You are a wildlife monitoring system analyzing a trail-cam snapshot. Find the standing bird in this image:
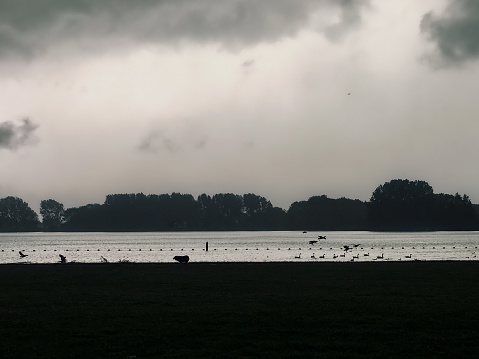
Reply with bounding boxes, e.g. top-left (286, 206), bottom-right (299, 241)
top-left (19, 251), bottom-right (28, 258)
